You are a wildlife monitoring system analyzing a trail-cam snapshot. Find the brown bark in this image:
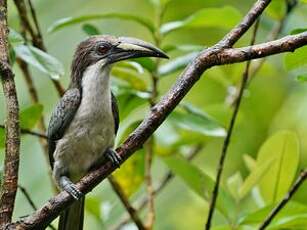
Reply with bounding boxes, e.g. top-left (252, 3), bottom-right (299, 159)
top-left (0, 0), bottom-right (20, 227)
